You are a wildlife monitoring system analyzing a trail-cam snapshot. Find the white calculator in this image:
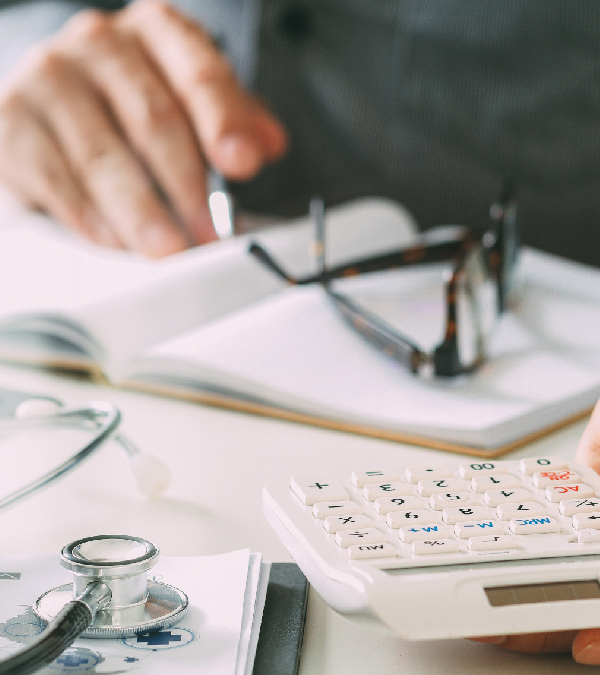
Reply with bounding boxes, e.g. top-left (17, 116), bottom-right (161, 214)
top-left (263, 456), bottom-right (600, 640)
